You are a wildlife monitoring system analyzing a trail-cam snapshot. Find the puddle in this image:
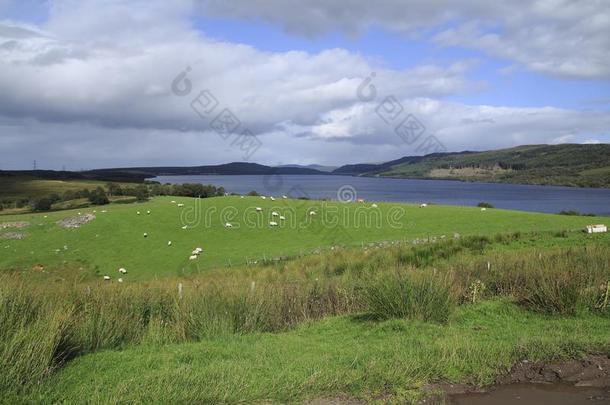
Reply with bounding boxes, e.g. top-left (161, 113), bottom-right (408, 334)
top-left (450, 383), bottom-right (610, 405)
